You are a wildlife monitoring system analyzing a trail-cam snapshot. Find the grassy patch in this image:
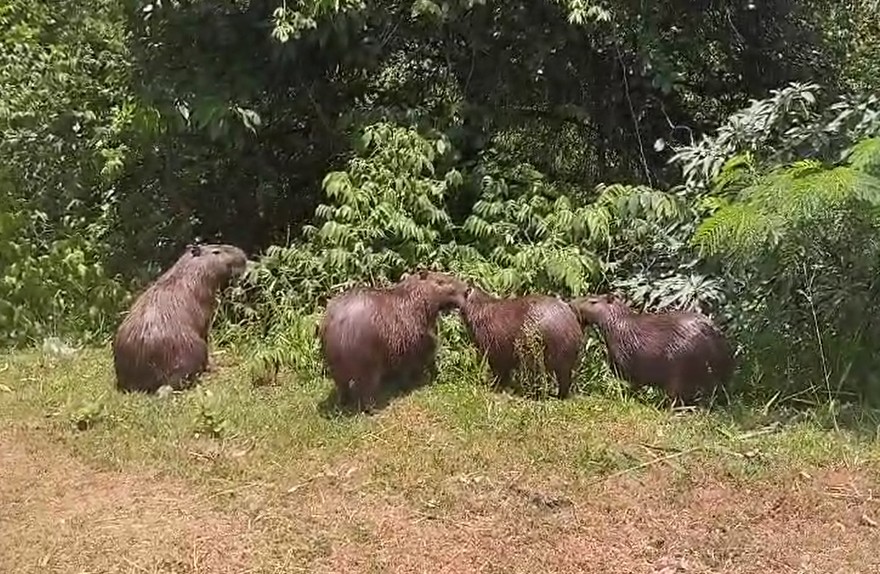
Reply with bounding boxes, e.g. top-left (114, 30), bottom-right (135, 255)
top-left (3, 345), bottom-right (880, 573)
top-left (2, 345), bottom-right (879, 495)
